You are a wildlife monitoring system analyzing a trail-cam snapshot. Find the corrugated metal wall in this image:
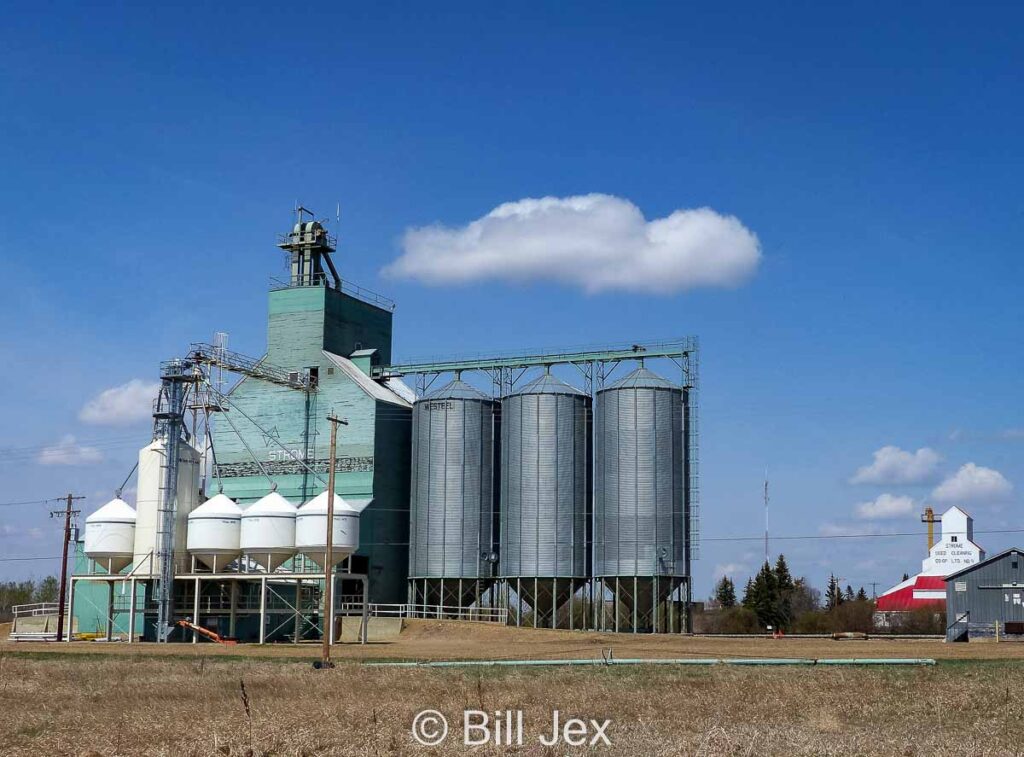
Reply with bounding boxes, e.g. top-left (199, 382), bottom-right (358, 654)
top-left (409, 387), bottom-right (497, 578)
top-left (946, 549), bottom-right (1024, 640)
top-left (594, 372), bottom-right (684, 577)
top-left (500, 377), bottom-right (589, 578)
